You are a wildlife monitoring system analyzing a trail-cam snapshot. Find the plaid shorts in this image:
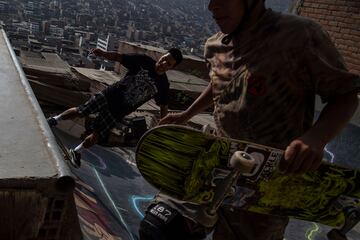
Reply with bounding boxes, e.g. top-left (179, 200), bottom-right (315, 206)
top-left (77, 93), bottom-right (117, 143)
